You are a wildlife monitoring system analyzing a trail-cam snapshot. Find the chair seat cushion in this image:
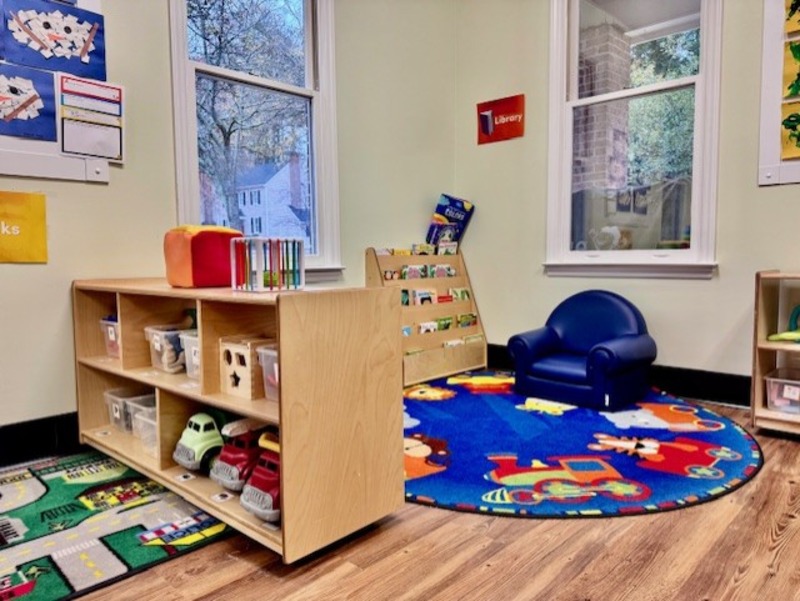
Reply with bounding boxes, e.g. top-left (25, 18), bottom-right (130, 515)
top-left (529, 353), bottom-right (588, 385)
